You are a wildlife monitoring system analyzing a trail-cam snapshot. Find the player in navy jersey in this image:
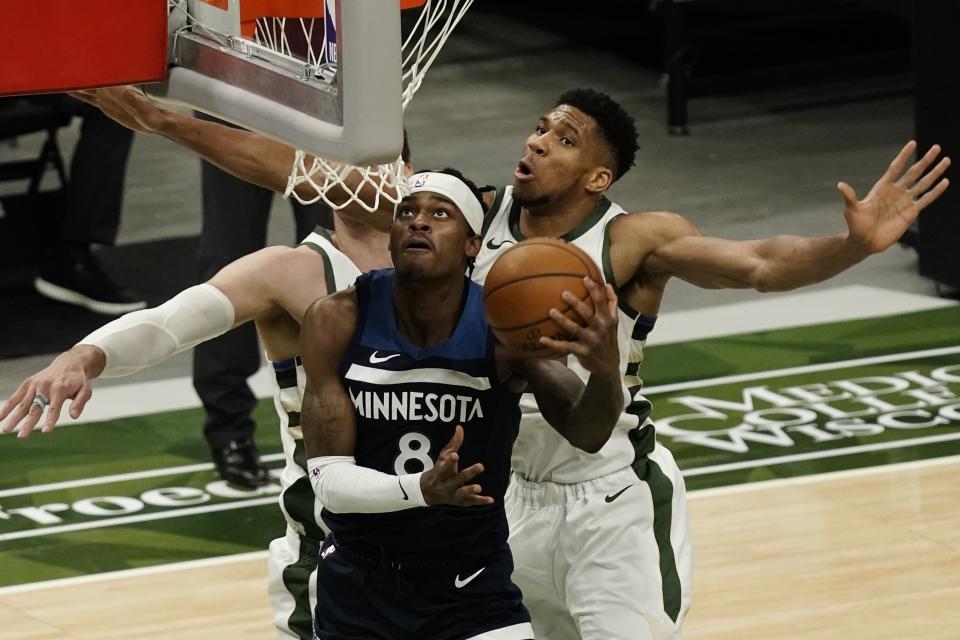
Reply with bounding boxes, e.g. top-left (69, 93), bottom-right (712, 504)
top-left (299, 169), bottom-right (626, 640)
